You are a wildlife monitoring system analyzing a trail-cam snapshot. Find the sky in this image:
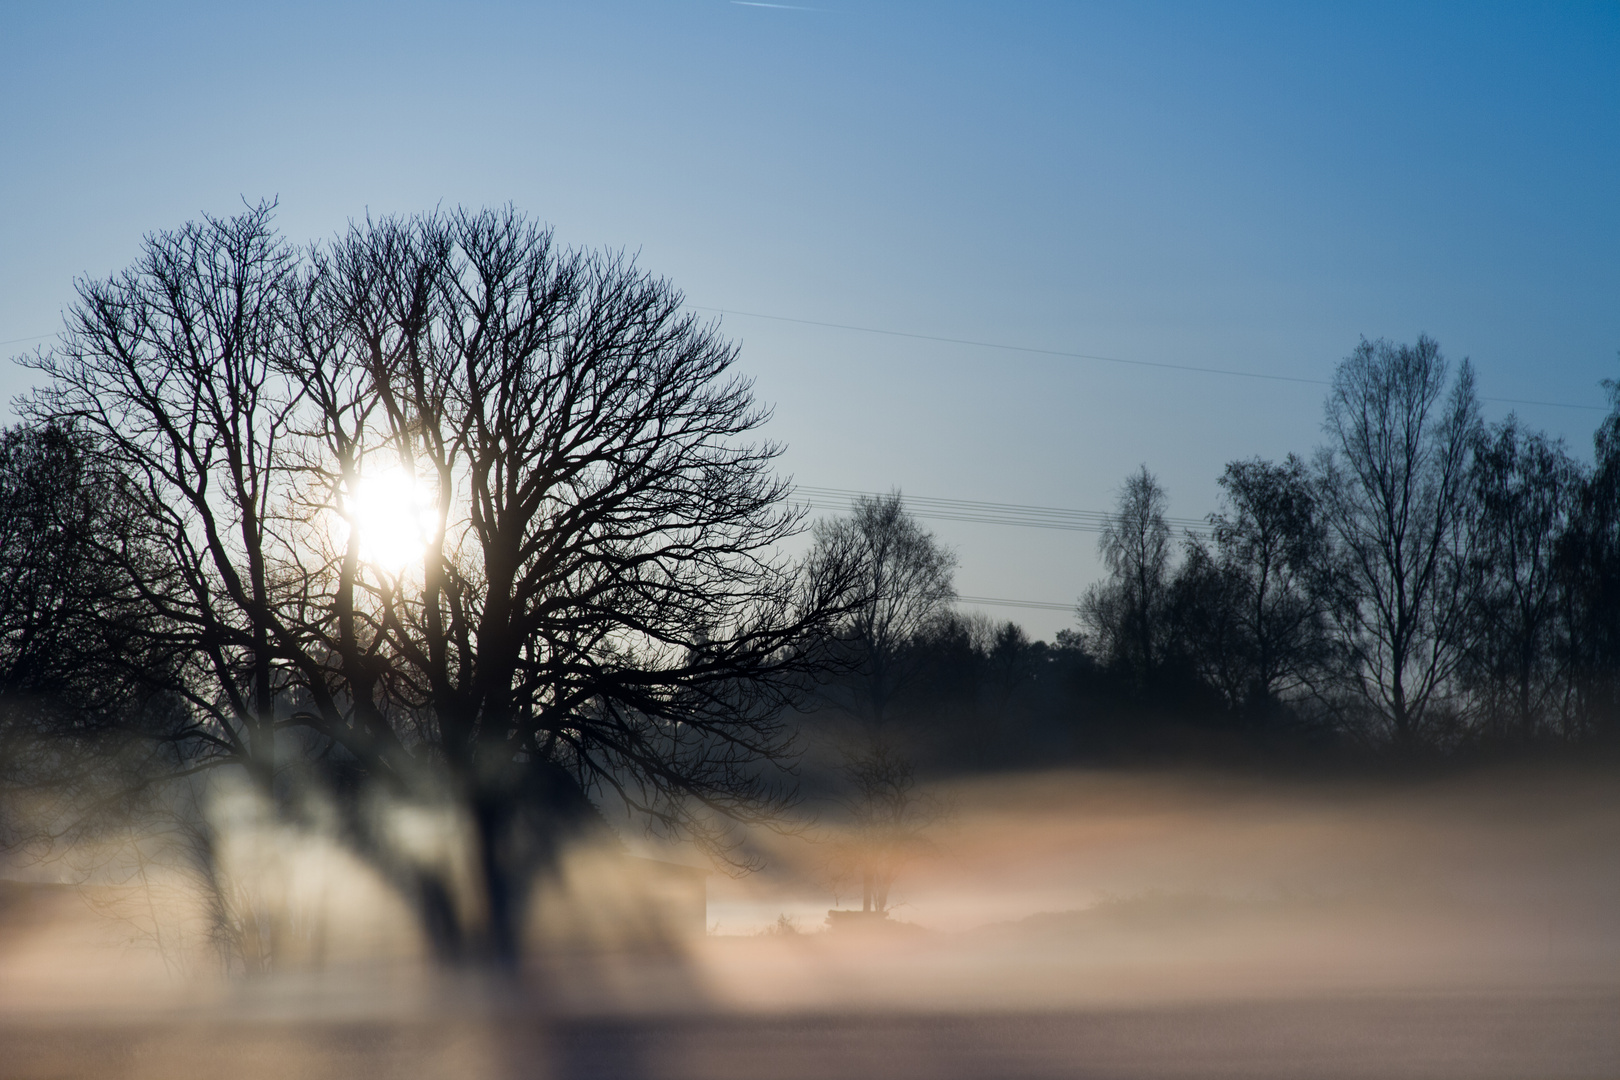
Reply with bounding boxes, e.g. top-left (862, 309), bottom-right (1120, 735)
top-left (2, 1), bottom-right (1617, 638)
